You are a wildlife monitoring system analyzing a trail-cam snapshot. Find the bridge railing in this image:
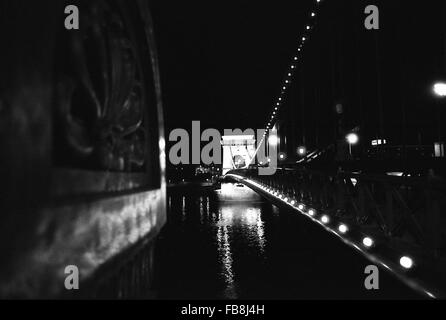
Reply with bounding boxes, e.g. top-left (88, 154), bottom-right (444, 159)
top-left (233, 168), bottom-right (446, 257)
